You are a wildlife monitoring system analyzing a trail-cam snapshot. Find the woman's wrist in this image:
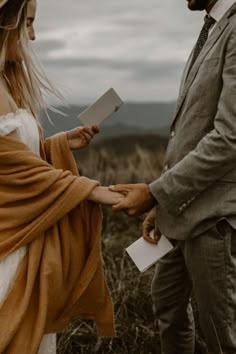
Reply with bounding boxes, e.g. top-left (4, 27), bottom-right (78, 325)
top-left (87, 186), bottom-right (124, 205)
